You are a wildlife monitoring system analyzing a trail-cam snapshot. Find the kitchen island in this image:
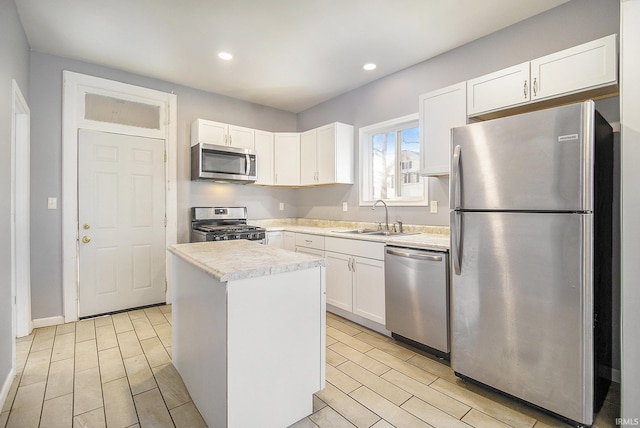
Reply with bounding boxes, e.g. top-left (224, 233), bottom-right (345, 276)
top-left (168, 240), bottom-right (326, 428)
